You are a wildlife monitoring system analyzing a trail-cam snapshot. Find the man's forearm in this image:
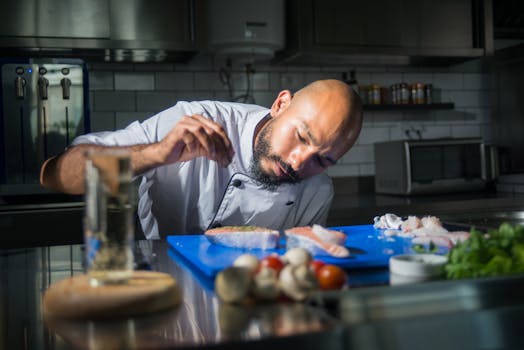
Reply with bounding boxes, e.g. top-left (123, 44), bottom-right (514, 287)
top-left (40, 144), bottom-right (93, 194)
top-left (40, 143), bottom-right (165, 194)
